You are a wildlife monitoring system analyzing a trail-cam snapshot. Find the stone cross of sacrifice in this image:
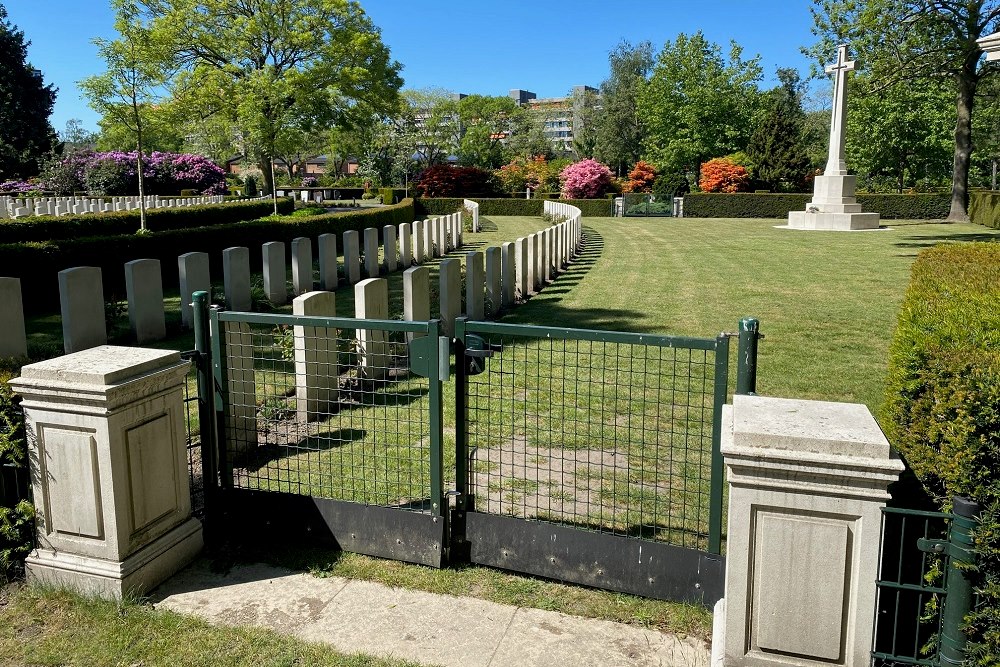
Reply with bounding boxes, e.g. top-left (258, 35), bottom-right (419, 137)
top-left (825, 44), bottom-right (855, 177)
